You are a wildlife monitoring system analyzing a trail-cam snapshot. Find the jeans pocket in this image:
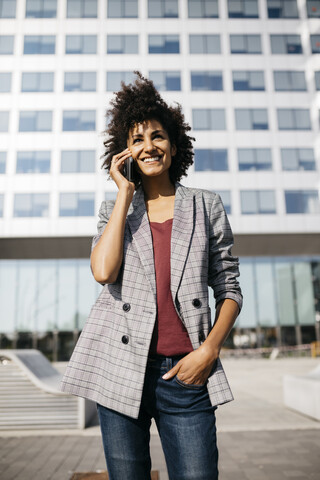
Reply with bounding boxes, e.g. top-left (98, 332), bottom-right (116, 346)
top-left (174, 375), bottom-right (206, 390)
